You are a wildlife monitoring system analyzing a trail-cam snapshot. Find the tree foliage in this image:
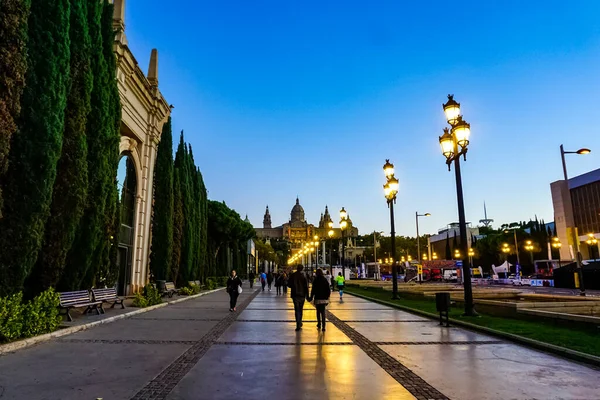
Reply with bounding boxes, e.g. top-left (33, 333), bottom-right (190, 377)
top-left (27, 0), bottom-right (92, 297)
top-left (150, 117), bottom-right (174, 281)
top-left (0, 0), bottom-right (70, 297)
top-left (0, 0), bottom-right (30, 218)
